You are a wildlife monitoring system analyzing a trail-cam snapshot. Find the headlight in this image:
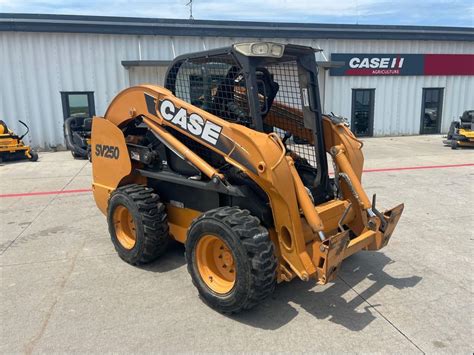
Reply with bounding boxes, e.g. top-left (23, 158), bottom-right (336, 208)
top-left (251, 43), bottom-right (269, 55)
top-left (234, 42), bottom-right (285, 58)
top-left (270, 44), bottom-right (284, 57)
